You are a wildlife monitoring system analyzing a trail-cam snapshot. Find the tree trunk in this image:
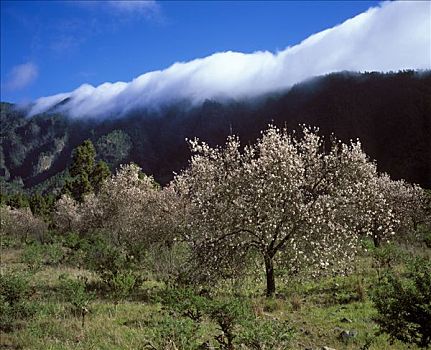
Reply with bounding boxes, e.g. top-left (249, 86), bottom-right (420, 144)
top-left (373, 234), bottom-right (381, 248)
top-left (264, 255), bottom-right (276, 297)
